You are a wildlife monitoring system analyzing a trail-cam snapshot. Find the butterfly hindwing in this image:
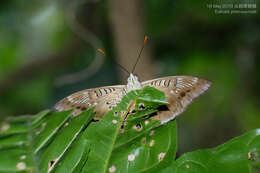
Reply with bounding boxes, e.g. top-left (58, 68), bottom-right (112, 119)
top-left (142, 76), bottom-right (211, 123)
top-left (54, 85), bottom-right (125, 119)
